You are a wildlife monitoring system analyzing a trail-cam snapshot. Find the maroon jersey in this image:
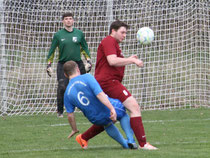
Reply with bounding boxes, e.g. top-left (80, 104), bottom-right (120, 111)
top-left (95, 36), bottom-right (125, 83)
